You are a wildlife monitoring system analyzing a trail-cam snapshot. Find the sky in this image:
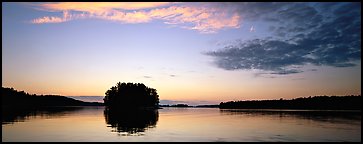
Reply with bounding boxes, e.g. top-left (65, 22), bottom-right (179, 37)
top-left (2, 2), bottom-right (361, 105)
